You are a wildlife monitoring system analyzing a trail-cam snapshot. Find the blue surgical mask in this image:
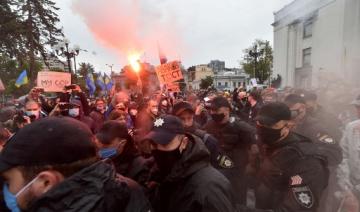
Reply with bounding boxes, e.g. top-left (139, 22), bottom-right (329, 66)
top-left (3, 176), bottom-right (39, 212)
top-left (99, 148), bottom-right (117, 159)
top-left (68, 108), bottom-right (80, 117)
